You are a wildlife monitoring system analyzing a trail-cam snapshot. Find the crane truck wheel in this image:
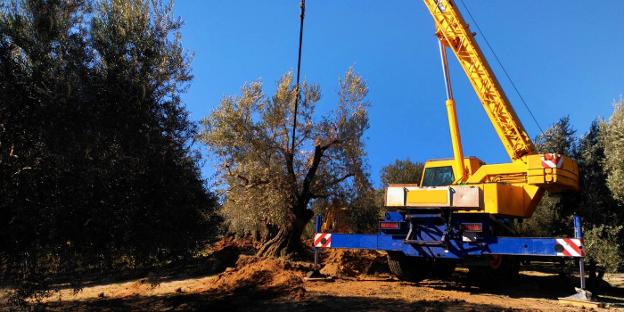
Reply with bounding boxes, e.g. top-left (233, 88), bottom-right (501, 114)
top-left (386, 251), bottom-right (432, 282)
